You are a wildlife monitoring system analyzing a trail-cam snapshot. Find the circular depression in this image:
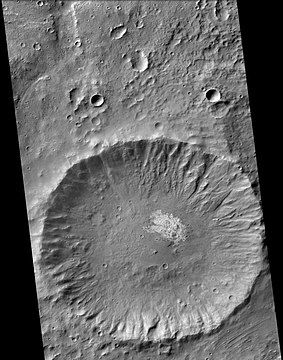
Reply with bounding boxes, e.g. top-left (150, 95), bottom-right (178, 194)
top-left (40, 139), bottom-right (263, 342)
